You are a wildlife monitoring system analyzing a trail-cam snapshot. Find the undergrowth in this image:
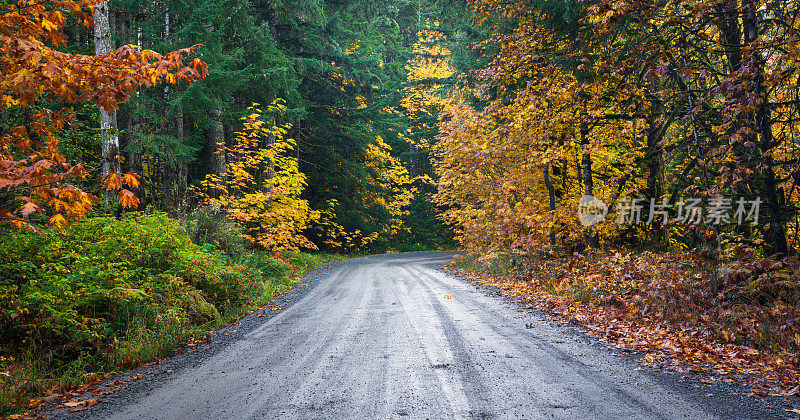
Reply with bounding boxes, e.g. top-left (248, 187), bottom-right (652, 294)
top-left (0, 212), bottom-right (346, 417)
